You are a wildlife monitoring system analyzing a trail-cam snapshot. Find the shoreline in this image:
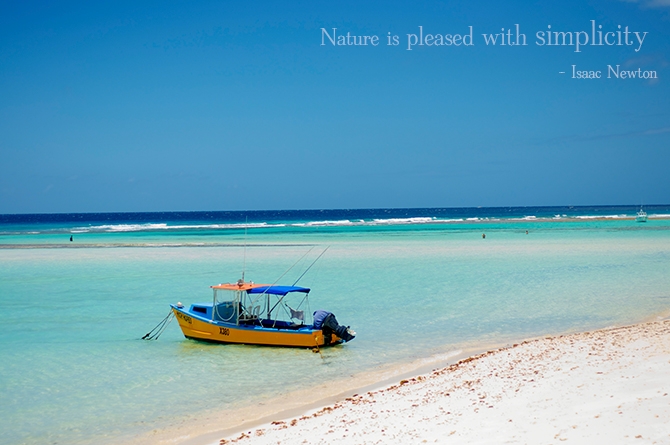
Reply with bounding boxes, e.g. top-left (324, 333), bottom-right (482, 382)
top-left (215, 317), bottom-right (670, 444)
top-left (123, 313), bottom-right (670, 445)
top-left (120, 345), bottom-right (489, 445)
